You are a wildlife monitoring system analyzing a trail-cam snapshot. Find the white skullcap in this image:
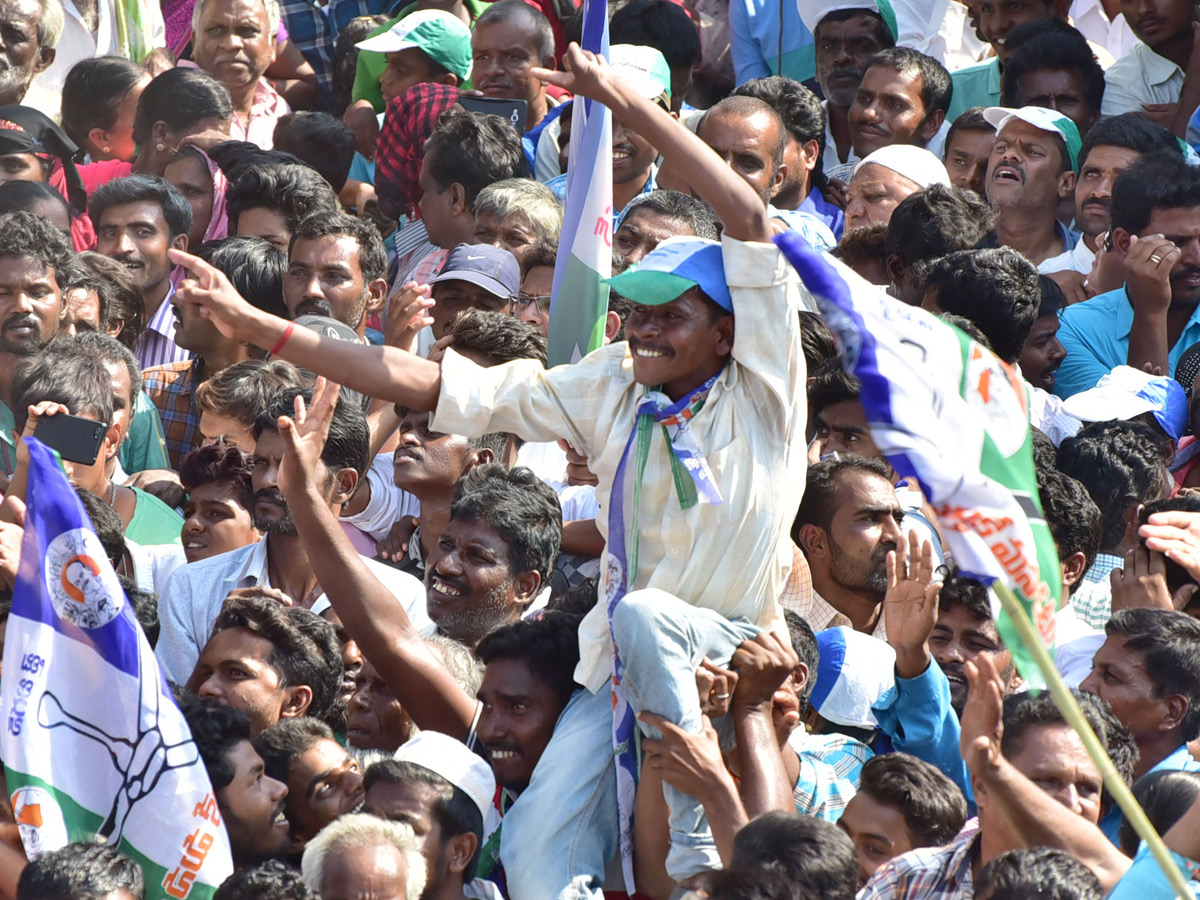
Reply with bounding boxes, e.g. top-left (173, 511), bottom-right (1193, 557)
top-left (853, 144), bottom-right (951, 189)
top-left (393, 731), bottom-right (495, 821)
